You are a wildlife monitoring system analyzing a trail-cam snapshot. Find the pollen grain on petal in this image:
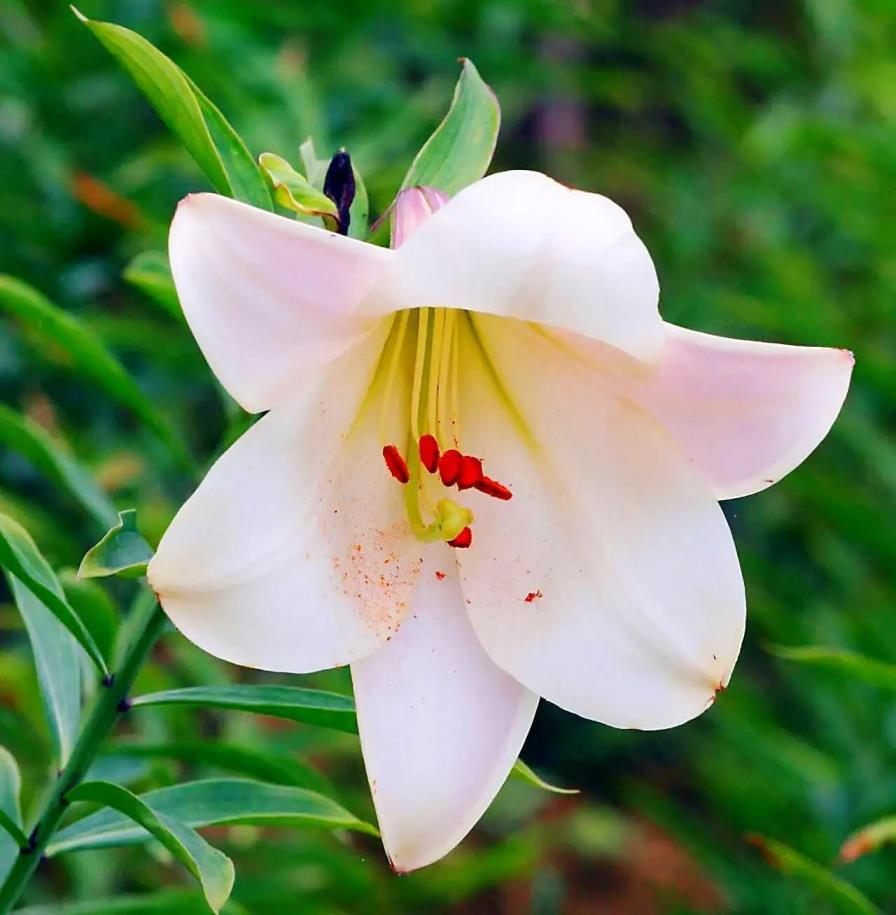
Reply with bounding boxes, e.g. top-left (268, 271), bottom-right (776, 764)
top-left (524, 590), bottom-right (543, 603)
